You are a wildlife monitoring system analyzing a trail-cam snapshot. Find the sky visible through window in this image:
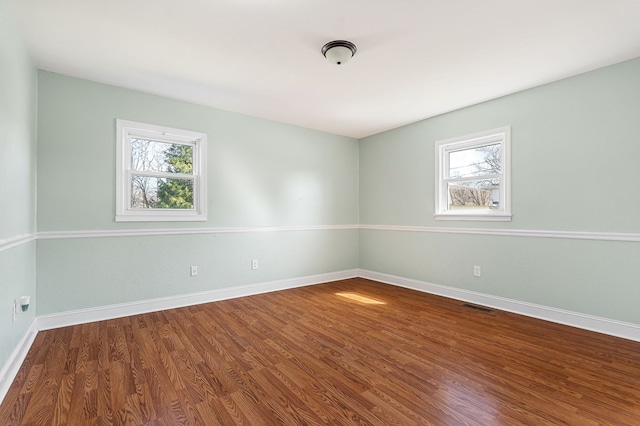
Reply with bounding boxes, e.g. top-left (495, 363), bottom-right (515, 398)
top-left (131, 139), bottom-right (193, 174)
top-left (448, 143), bottom-right (500, 178)
top-left (447, 143), bottom-right (501, 209)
